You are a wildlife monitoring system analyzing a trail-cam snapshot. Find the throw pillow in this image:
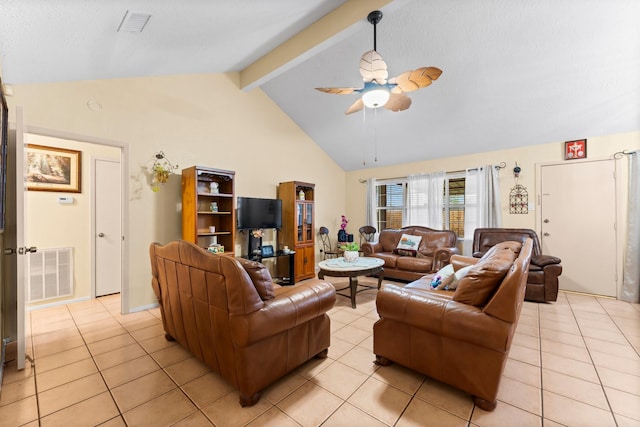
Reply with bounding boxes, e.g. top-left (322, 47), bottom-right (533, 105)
top-left (453, 259), bottom-right (512, 307)
top-left (435, 264), bottom-right (473, 290)
top-left (236, 258), bottom-right (275, 300)
top-left (431, 263), bottom-right (454, 289)
top-left (396, 234), bottom-right (422, 251)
